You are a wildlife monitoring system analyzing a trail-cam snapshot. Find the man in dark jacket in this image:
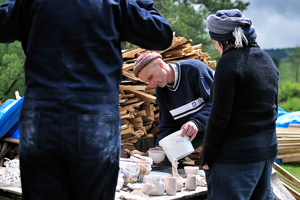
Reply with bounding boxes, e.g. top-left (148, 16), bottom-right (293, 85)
top-left (134, 53), bottom-right (213, 156)
top-left (0, 0), bottom-right (173, 199)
